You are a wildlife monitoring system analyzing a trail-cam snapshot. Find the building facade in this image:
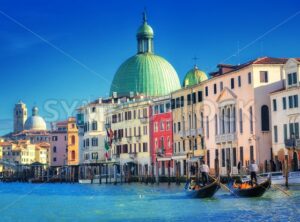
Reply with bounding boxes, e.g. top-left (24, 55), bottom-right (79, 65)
top-left (171, 66), bottom-right (207, 177)
top-left (150, 95), bottom-right (174, 176)
top-left (270, 58), bottom-right (300, 171)
top-left (203, 57), bottom-right (288, 175)
top-left (107, 98), bottom-right (151, 177)
top-left (77, 98), bottom-right (115, 164)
